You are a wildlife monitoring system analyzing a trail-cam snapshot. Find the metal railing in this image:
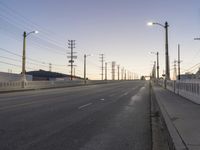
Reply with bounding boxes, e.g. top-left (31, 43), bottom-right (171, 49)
top-left (157, 79), bottom-right (200, 104)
